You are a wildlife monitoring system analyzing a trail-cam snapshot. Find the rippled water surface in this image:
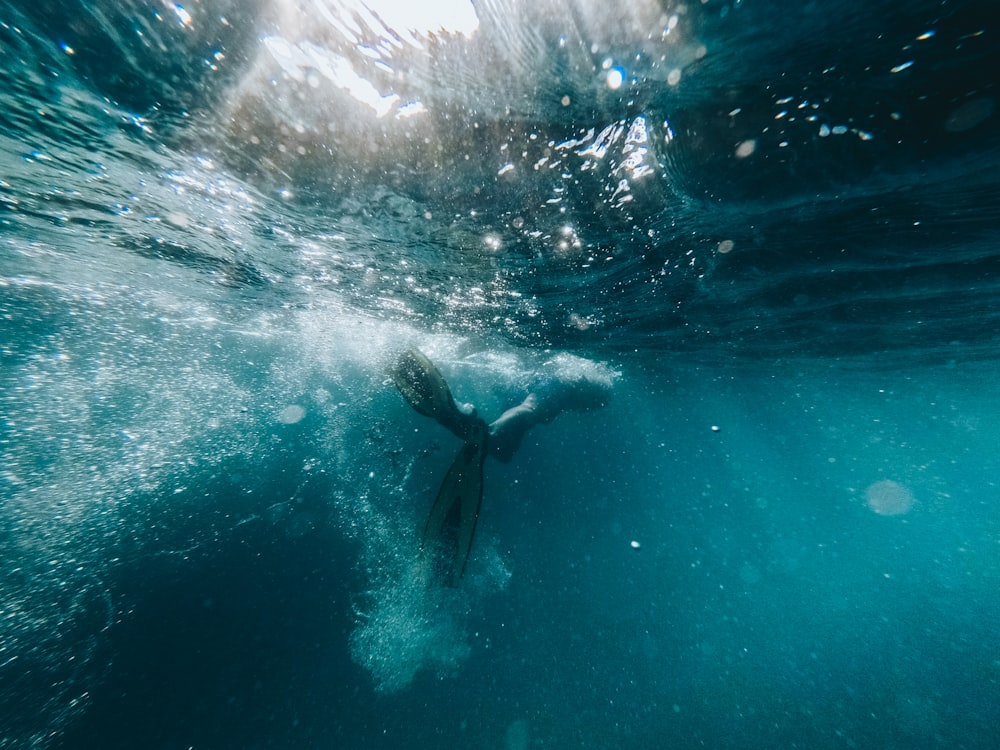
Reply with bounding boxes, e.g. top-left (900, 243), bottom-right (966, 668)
top-left (1, 1), bottom-right (999, 748)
